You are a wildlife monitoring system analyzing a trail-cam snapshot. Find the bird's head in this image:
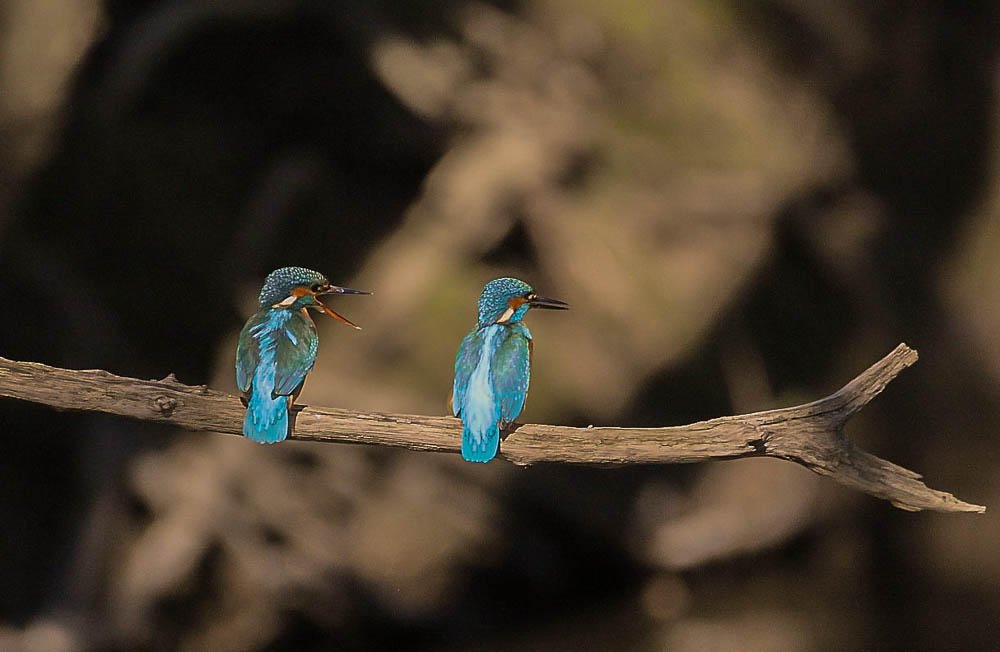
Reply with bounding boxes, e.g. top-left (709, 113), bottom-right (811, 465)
top-left (259, 266), bottom-right (370, 329)
top-left (476, 277), bottom-right (568, 327)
